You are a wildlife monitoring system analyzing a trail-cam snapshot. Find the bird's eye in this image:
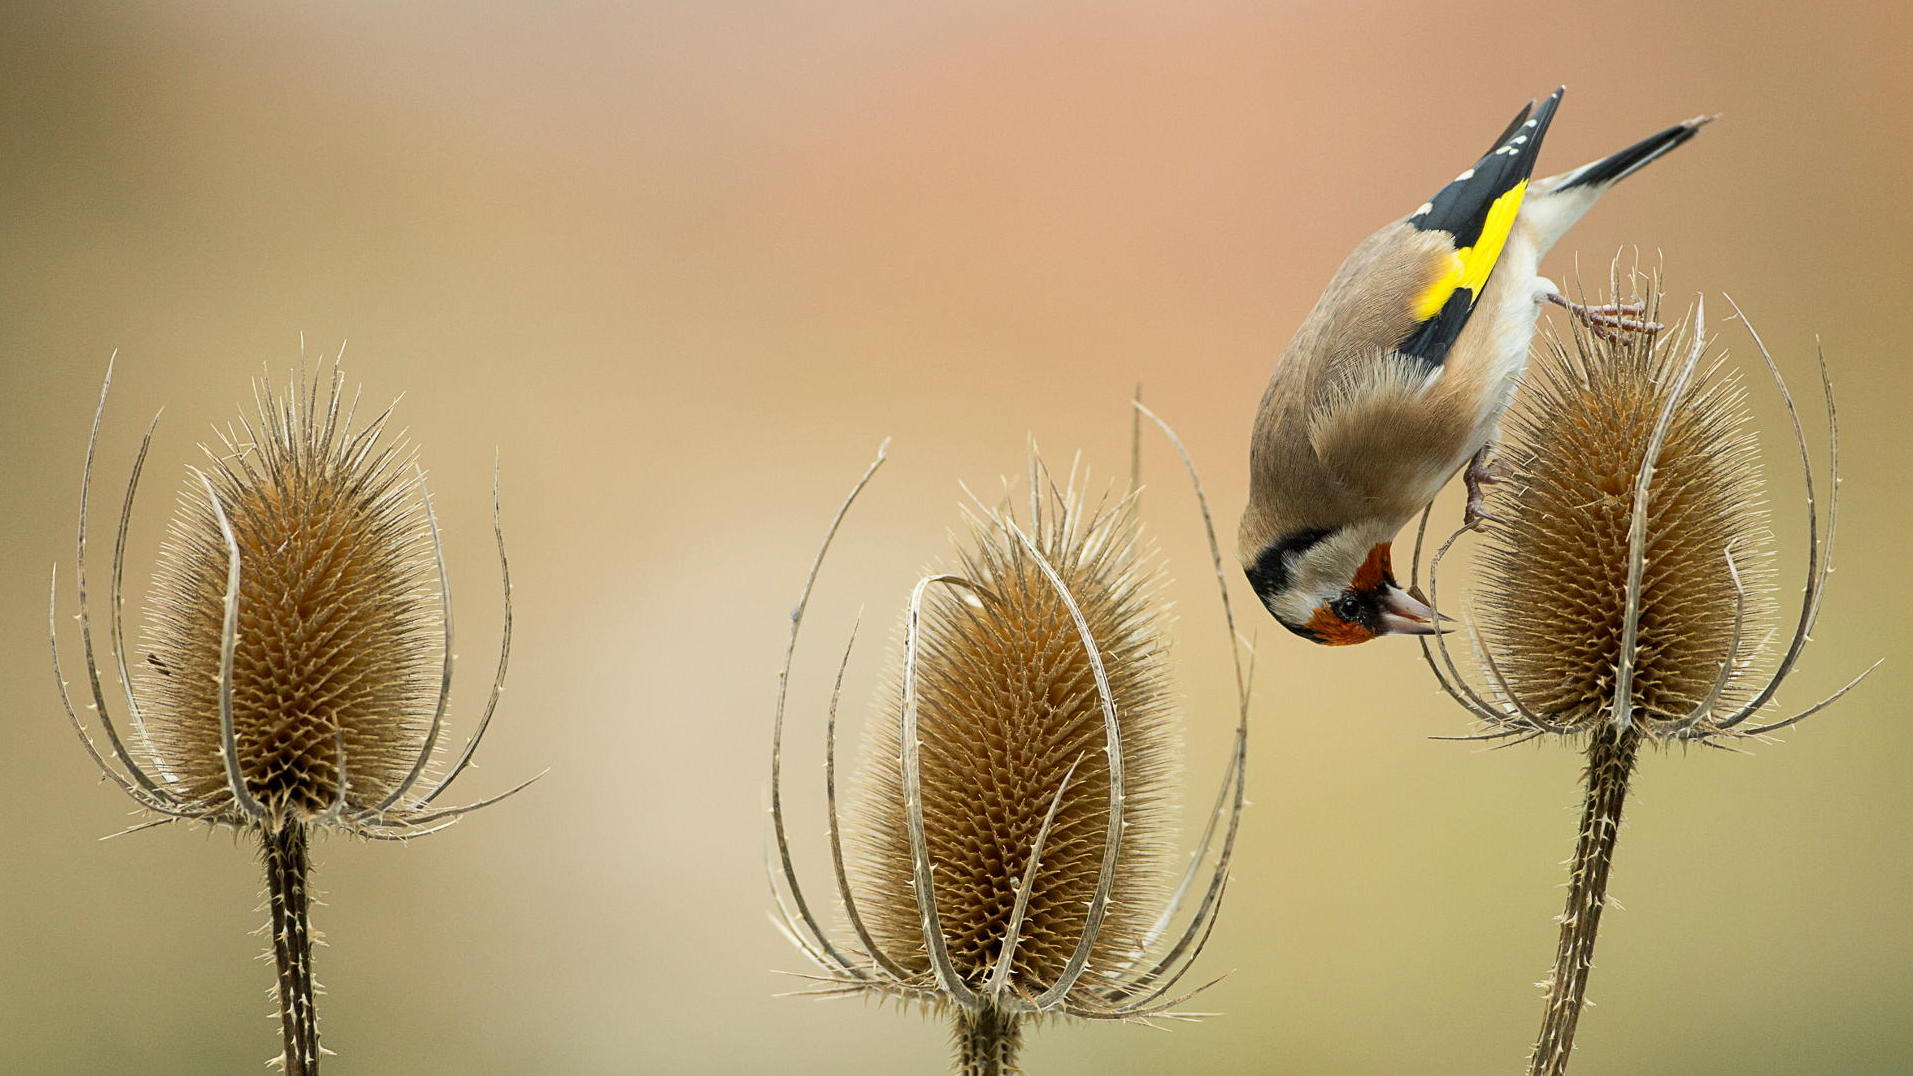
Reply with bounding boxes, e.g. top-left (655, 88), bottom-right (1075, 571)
top-left (1331, 589), bottom-right (1377, 624)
